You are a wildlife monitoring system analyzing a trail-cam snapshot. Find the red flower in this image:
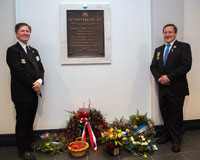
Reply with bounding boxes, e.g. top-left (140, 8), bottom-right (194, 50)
top-left (113, 122), bottom-right (118, 127)
top-left (53, 133), bottom-right (58, 139)
top-left (98, 115), bottom-right (102, 119)
top-left (73, 119), bottom-right (78, 123)
top-left (147, 130), bottom-right (152, 135)
top-left (121, 122), bottom-right (126, 128)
